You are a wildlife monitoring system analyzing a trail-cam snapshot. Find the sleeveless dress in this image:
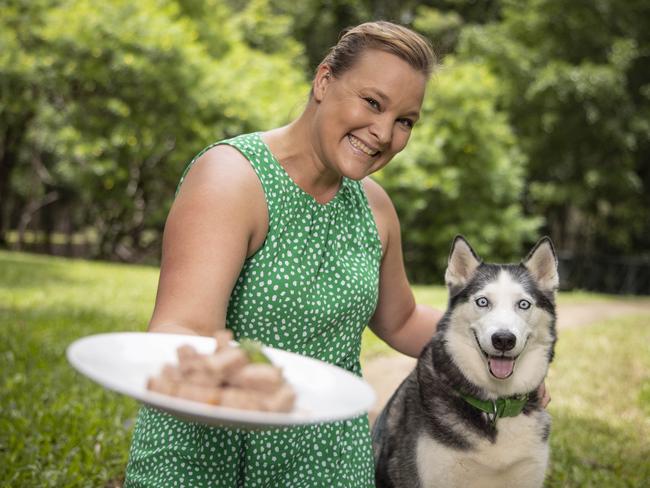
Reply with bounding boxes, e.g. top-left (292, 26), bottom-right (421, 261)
top-left (124, 133), bottom-right (382, 487)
